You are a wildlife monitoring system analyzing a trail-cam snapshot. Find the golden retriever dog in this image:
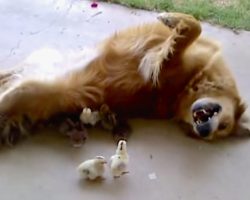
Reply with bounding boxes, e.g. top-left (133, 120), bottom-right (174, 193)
top-left (0, 12), bottom-right (249, 145)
